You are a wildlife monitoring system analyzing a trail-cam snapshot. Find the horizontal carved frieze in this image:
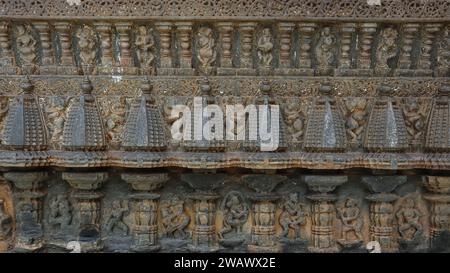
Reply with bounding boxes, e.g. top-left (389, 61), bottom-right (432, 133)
top-left (0, 0), bottom-right (449, 19)
top-left (1, 172), bottom-right (449, 253)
